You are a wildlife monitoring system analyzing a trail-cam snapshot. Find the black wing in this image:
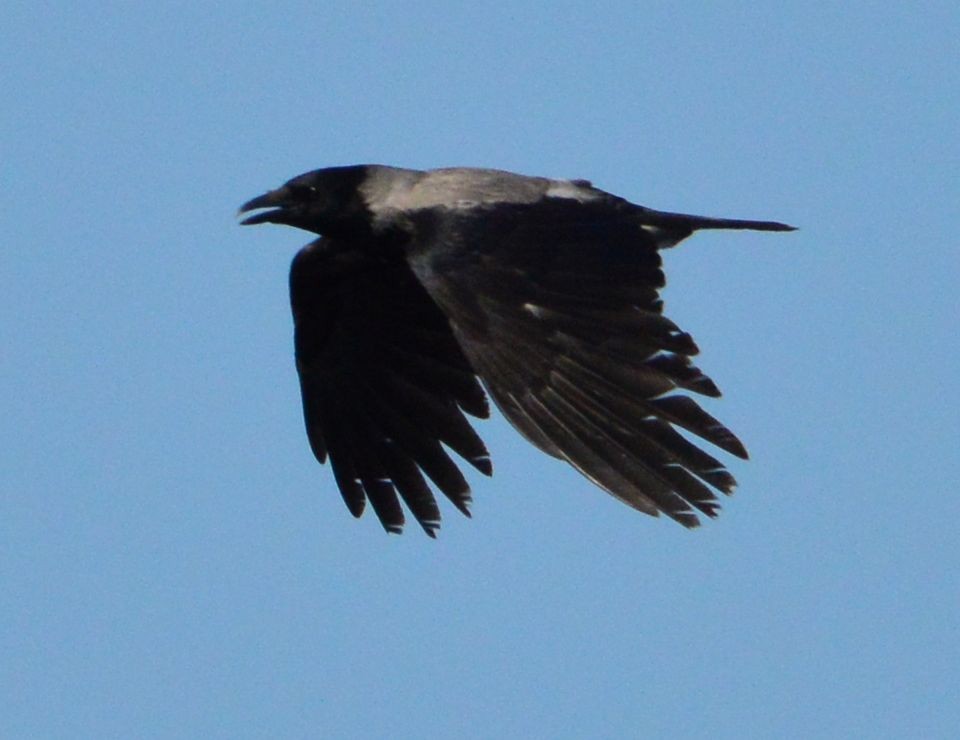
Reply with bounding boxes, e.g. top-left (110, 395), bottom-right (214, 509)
top-left (407, 199), bottom-right (749, 527)
top-left (289, 238), bottom-right (490, 536)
